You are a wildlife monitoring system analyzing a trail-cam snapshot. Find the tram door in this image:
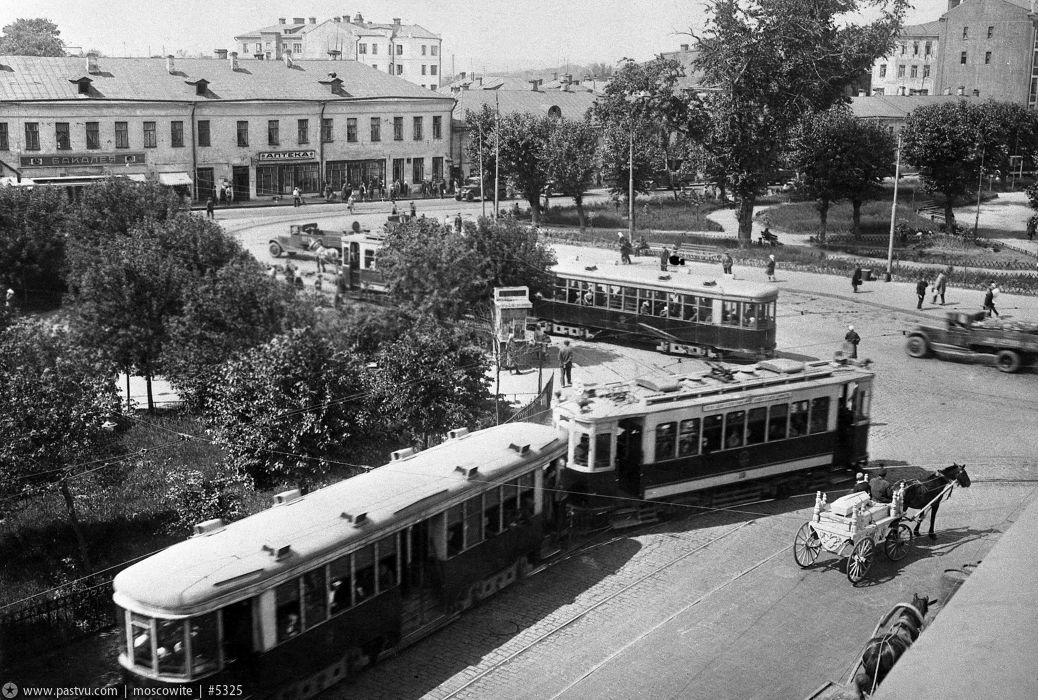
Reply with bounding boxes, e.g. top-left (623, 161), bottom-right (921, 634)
top-left (836, 383), bottom-right (866, 465)
top-left (222, 598), bottom-right (255, 662)
top-left (403, 520), bottom-right (436, 593)
top-left (616, 418), bottom-right (644, 495)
